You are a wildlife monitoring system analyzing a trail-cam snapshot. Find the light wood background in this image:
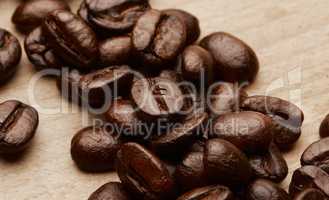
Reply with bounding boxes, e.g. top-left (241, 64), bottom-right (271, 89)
top-left (1, 0), bottom-right (329, 199)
